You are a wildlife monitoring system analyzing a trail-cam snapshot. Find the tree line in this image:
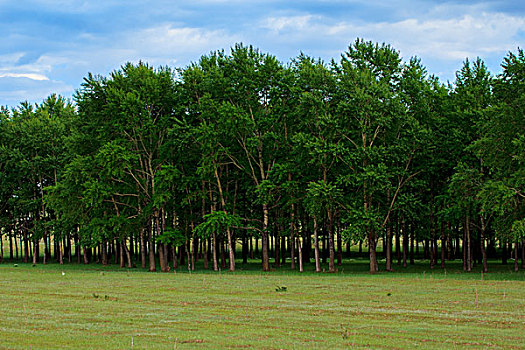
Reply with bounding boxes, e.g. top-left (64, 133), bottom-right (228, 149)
top-left (0, 39), bottom-right (523, 273)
